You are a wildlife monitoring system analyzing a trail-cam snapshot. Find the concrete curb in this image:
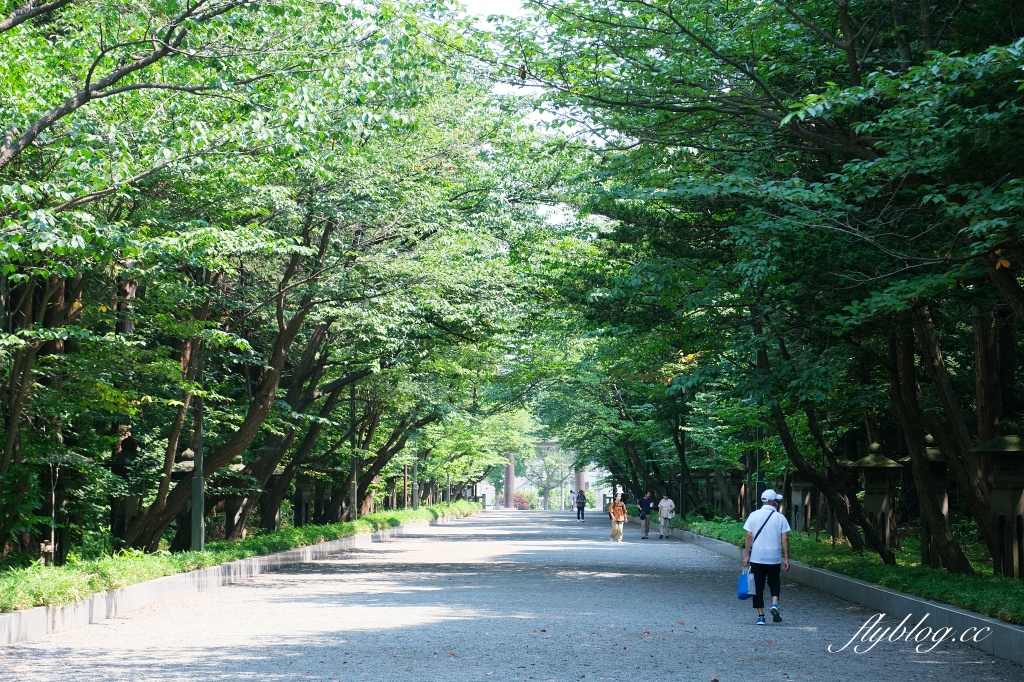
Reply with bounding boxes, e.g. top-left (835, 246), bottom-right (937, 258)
top-left (628, 516), bottom-right (1024, 666)
top-left (1, 514), bottom-right (456, 647)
